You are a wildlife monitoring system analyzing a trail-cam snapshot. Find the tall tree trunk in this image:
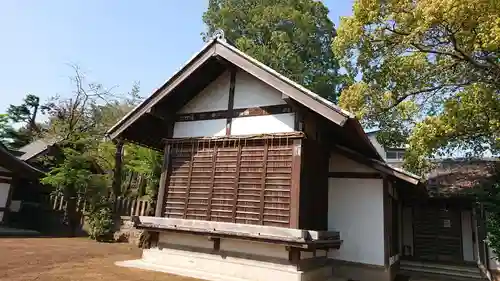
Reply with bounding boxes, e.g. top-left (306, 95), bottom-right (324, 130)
top-left (112, 140), bottom-right (124, 199)
top-left (63, 188), bottom-right (78, 237)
